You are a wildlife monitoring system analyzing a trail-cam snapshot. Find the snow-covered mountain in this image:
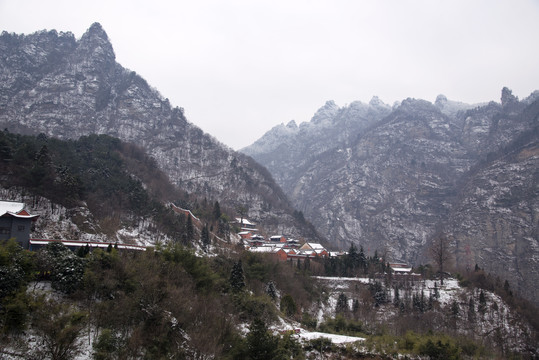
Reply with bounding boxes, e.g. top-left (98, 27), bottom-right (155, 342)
top-left (242, 89), bottom-right (539, 306)
top-left (0, 23), bottom-right (322, 242)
